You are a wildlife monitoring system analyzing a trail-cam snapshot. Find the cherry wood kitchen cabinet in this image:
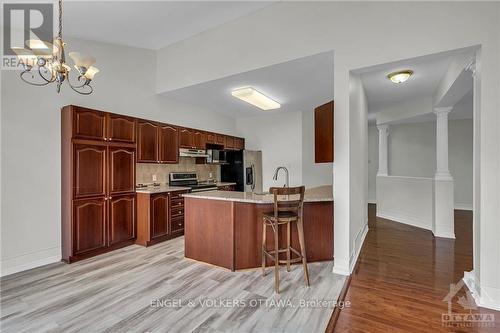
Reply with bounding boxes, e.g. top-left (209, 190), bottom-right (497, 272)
top-left (136, 189), bottom-right (188, 247)
top-left (193, 130), bottom-right (206, 149)
top-left (314, 100), bottom-right (334, 163)
top-left (62, 105), bottom-right (136, 263)
top-left (179, 128), bottom-right (195, 149)
top-left (159, 124), bottom-right (179, 163)
top-left (234, 137), bottom-right (245, 150)
top-left (216, 134), bottom-right (226, 147)
top-left (206, 132), bottom-right (216, 144)
top-left (225, 136), bottom-right (235, 150)
top-left (137, 120), bottom-right (159, 162)
top-left (137, 121), bottom-right (179, 163)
